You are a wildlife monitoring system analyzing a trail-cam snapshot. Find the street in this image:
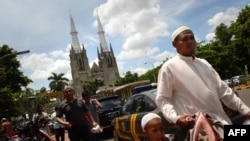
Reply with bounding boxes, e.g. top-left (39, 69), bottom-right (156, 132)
top-left (51, 132), bottom-right (114, 141)
top-left (237, 88), bottom-right (250, 107)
